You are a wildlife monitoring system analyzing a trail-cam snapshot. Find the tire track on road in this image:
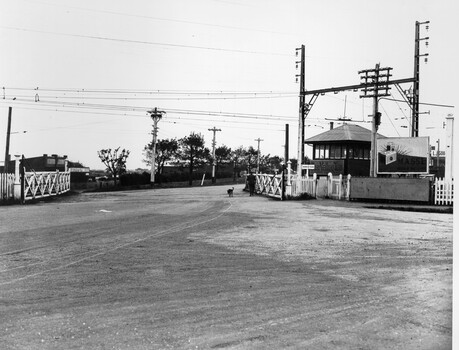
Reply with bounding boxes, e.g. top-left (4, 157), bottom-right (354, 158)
top-left (0, 200), bottom-right (232, 286)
